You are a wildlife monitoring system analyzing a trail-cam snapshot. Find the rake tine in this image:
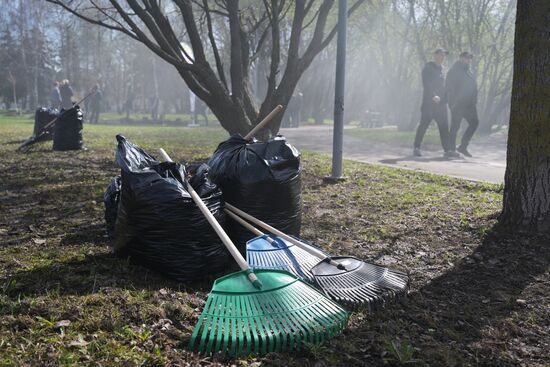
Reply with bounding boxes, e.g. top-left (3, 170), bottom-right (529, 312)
top-left (225, 204), bottom-right (410, 310)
